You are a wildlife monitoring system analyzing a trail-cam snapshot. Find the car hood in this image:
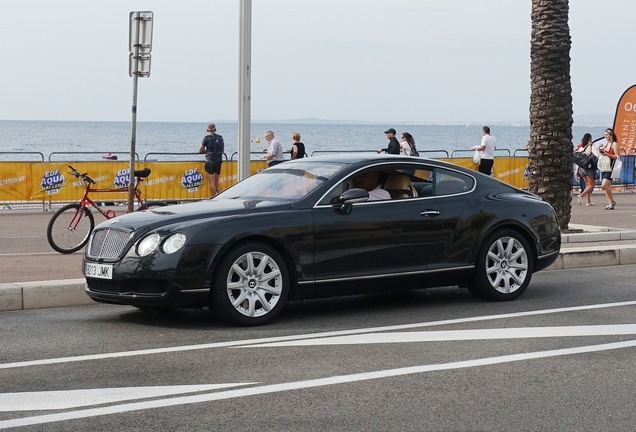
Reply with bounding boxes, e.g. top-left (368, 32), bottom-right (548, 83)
top-left (98, 199), bottom-right (292, 231)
